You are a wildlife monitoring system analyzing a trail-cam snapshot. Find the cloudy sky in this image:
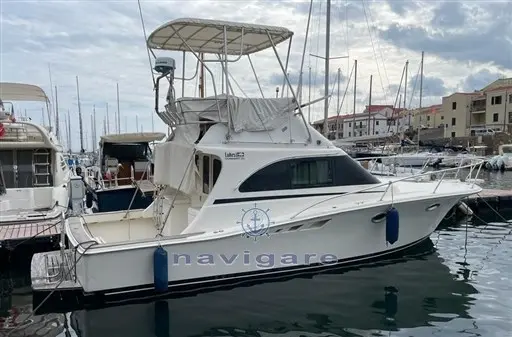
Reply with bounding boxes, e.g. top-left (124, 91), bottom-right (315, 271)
top-left (1, 0), bottom-right (511, 151)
